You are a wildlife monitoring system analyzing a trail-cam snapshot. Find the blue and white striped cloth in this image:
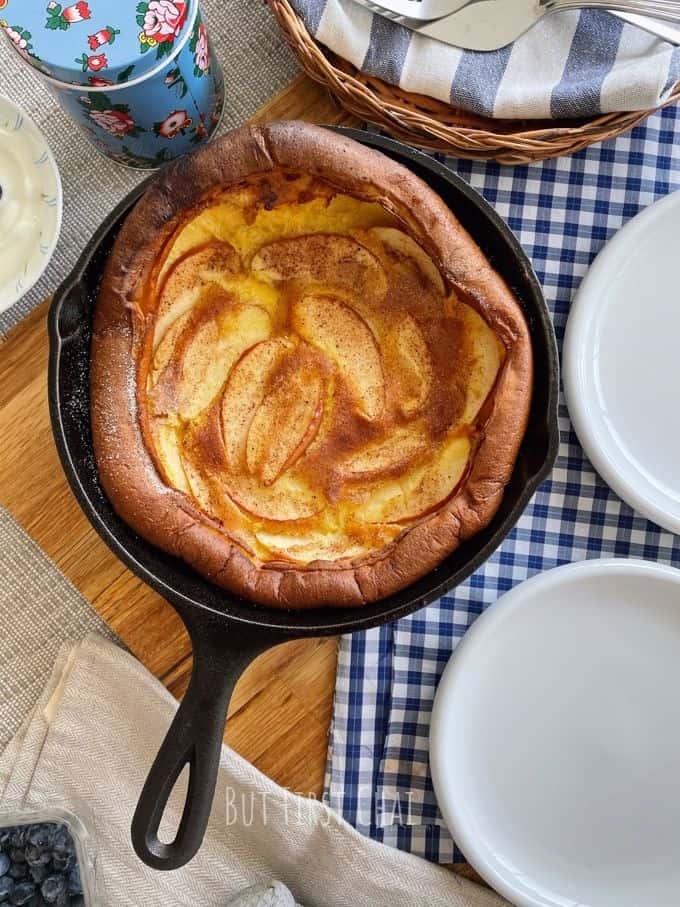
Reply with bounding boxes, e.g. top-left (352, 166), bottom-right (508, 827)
top-left (324, 105), bottom-right (680, 864)
top-left (291, 0), bottom-right (680, 118)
